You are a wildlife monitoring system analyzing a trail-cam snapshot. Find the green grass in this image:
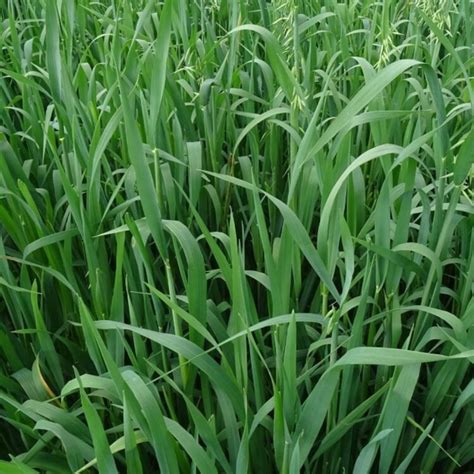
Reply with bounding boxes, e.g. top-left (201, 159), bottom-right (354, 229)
top-left (0, 0), bottom-right (473, 472)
